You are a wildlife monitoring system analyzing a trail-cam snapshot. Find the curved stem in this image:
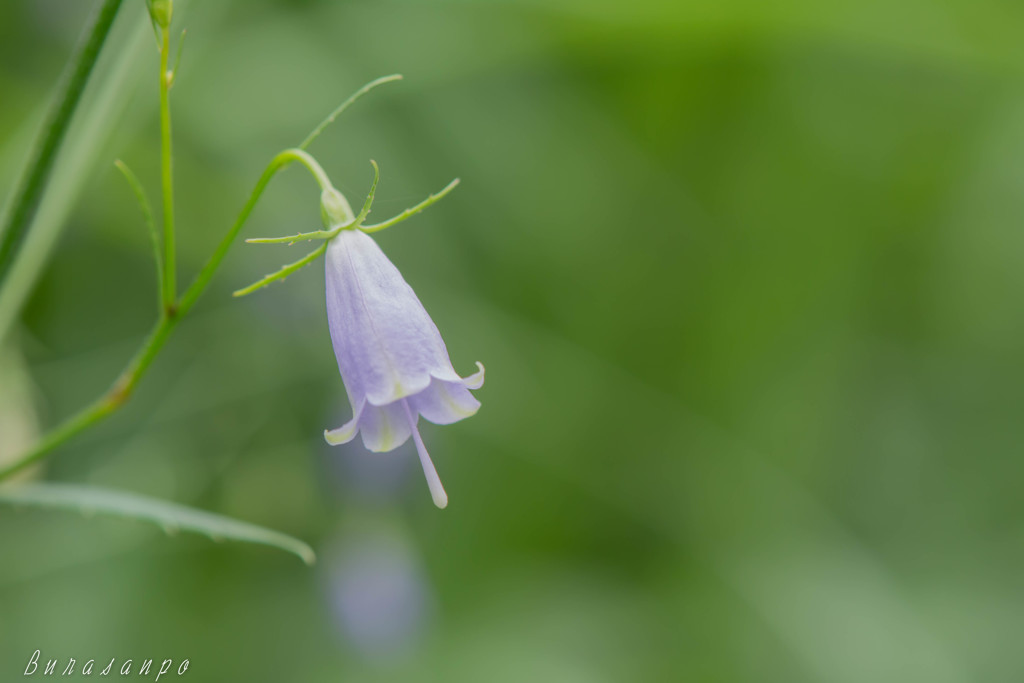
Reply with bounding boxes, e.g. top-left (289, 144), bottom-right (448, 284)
top-left (158, 24), bottom-right (175, 308)
top-left (0, 148), bottom-right (329, 482)
top-left (178, 148), bottom-right (329, 316)
top-left (0, 315), bottom-right (175, 480)
top-left (286, 148), bottom-right (334, 192)
top-left (0, 0), bottom-right (123, 291)
top-left (0, 68), bottom-right (386, 481)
